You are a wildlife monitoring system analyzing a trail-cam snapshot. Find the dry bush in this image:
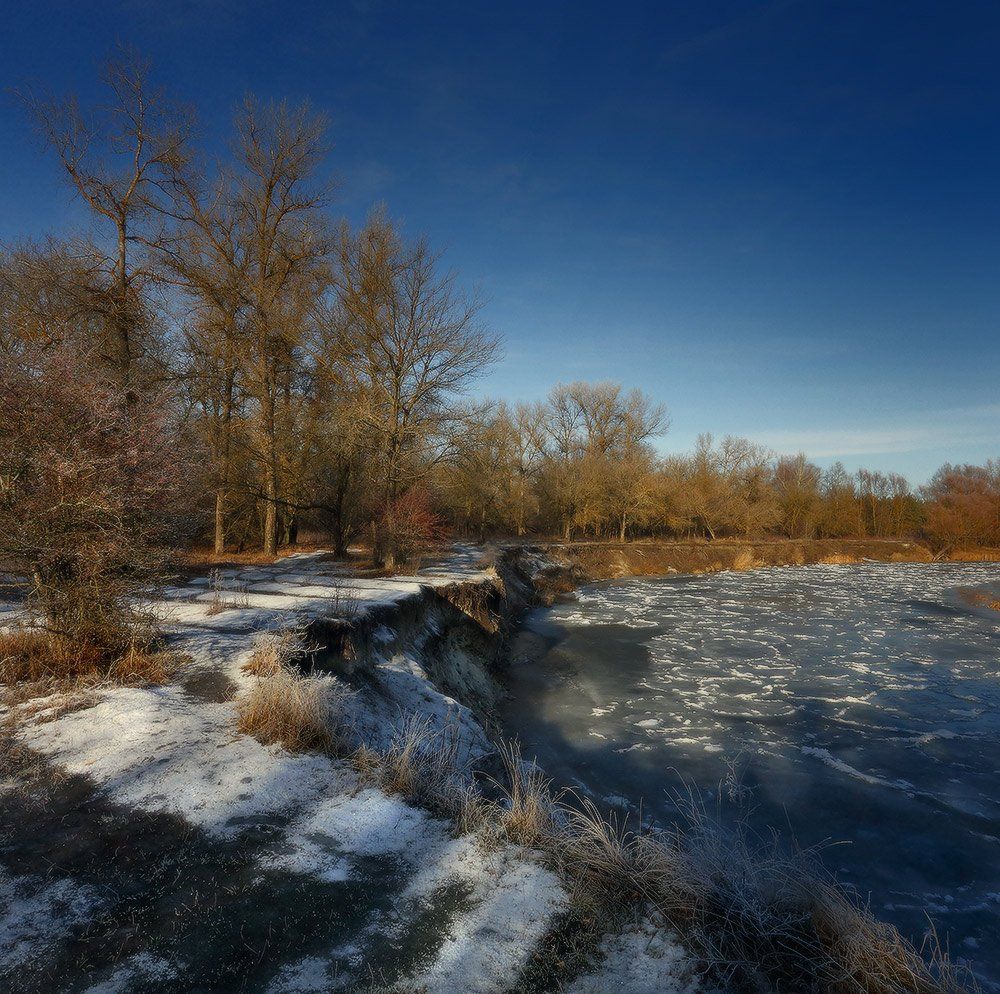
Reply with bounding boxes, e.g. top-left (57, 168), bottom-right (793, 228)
top-left (372, 486), bottom-right (450, 569)
top-left (730, 547), bottom-right (763, 571)
top-left (0, 627), bottom-right (177, 687)
top-left (819, 553), bottom-right (859, 565)
top-left (0, 346), bottom-right (197, 661)
top-left (493, 740), bottom-right (560, 848)
top-left (329, 583), bottom-right (360, 620)
top-left (235, 665), bottom-right (348, 753)
top-left (205, 569), bottom-right (252, 616)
